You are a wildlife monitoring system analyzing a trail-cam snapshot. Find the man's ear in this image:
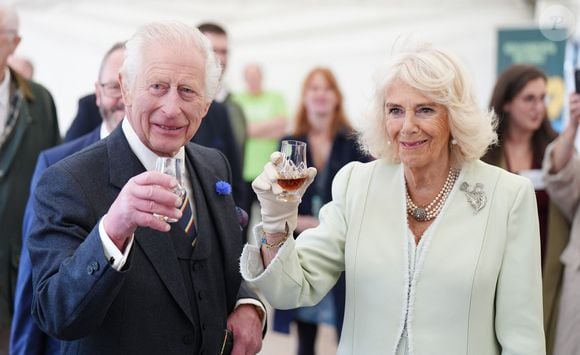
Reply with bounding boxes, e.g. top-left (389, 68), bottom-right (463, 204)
top-left (200, 100), bottom-right (211, 118)
top-left (94, 81), bottom-right (102, 107)
top-left (119, 73), bottom-right (131, 107)
top-left (11, 35), bottom-right (21, 54)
